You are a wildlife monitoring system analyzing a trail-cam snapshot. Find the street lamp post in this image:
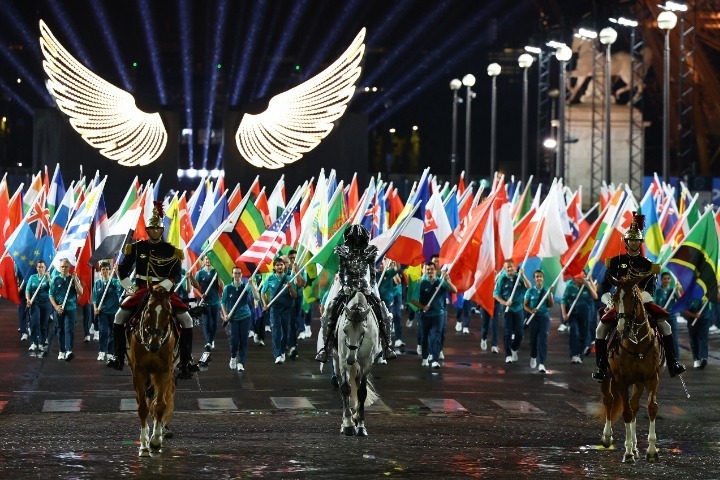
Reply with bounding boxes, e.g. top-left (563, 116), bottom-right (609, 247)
top-left (449, 78), bottom-right (462, 183)
top-left (518, 54), bottom-right (534, 185)
top-left (462, 74), bottom-right (476, 181)
top-left (555, 45), bottom-right (572, 179)
top-left (658, 10), bottom-right (678, 182)
top-left (487, 63), bottom-right (501, 179)
top-left (599, 27), bottom-right (618, 184)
